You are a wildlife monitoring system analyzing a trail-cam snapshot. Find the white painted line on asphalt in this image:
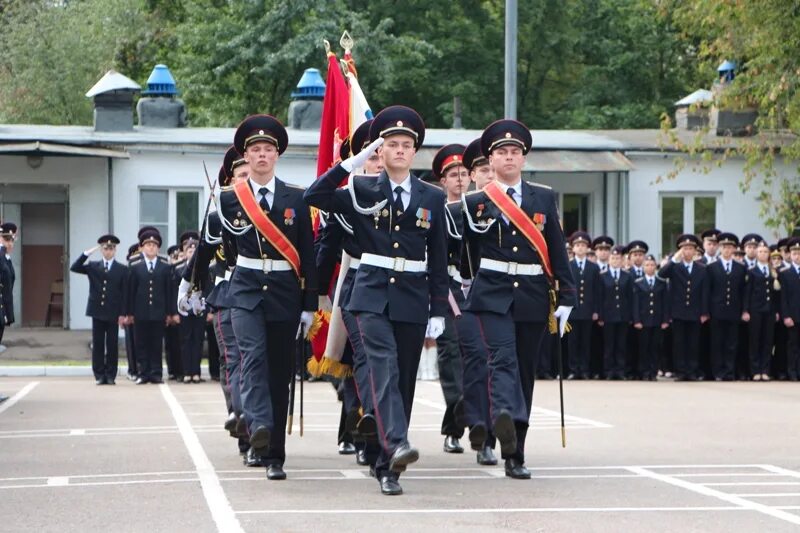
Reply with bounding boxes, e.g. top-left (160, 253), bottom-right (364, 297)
top-left (675, 473), bottom-right (783, 478)
top-left (69, 429), bottom-right (86, 436)
top-left (339, 470), bottom-right (368, 479)
top-left (160, 384), bottom-right (243, 533)
top-left (0, 470), bottom-right (196, 482)
top-left (235, 506), bottom-right (746, 515)
top-left (627, 466), bottom-right (800, 526)
top-left (759, 465), bottom-right (800, 479)
top-left (532, 406), bottom-right (614, 428)
top-left (46, 477), bottom-right (68, 486)
top-left (2, 478), bottom-right (199, 490)
top-left (0, 381), bottom-right (38, 415)
top-left (704, 482), bottom-right (800, 487)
